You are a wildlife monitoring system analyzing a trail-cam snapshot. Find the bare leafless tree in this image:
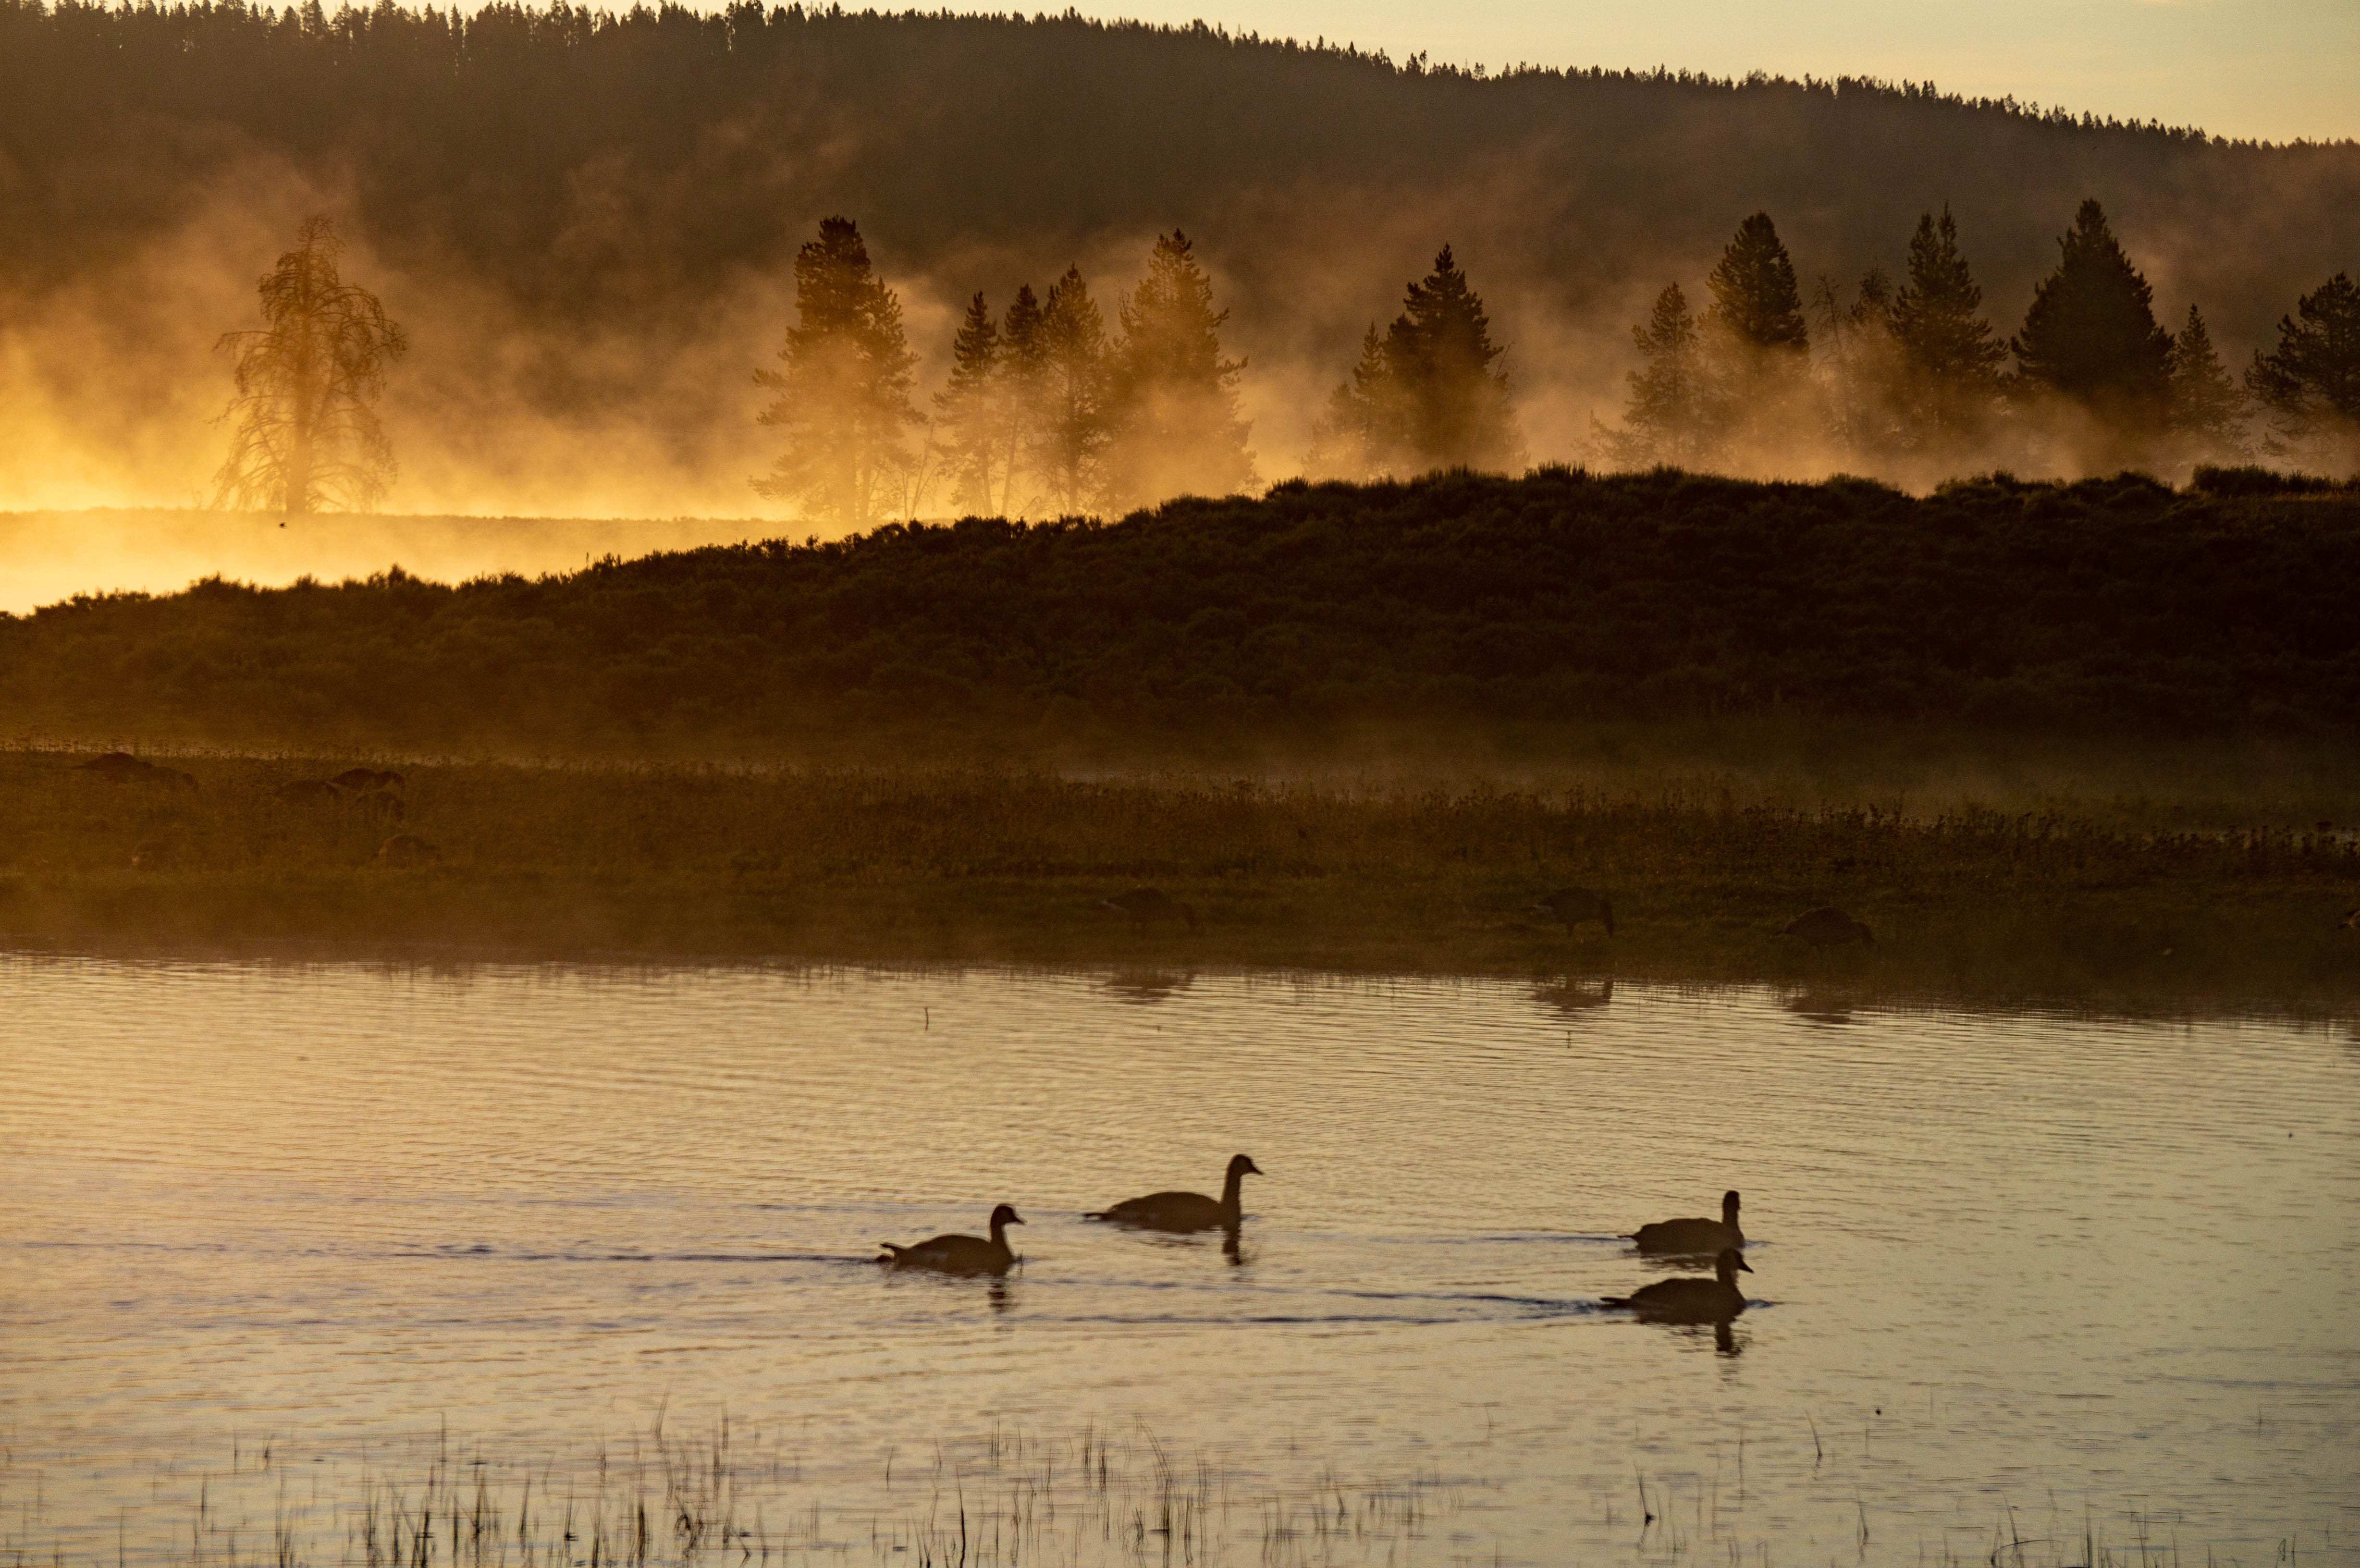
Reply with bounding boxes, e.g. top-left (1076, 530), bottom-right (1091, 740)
top-left (214, 217), bottom-right (408, 514)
